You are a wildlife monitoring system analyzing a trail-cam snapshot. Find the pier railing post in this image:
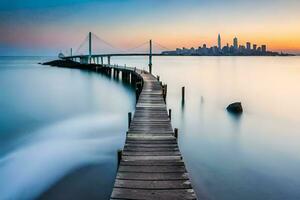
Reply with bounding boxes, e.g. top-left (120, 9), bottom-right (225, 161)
top-left (148, 39), bottom-right (152, 74)
top-left (136, 88), bottom-right (139, 103)
top-left (174, 128), bottom-right (178, 139)
top-left (162, 84), bottom-right (167, 102)
top-left (117, 149), bottom-right (122, 167)
top-left (128, 112), bottom-right (132, 128)
top-left (169, 109), bottom-right (172, 120)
